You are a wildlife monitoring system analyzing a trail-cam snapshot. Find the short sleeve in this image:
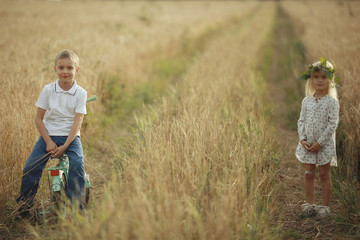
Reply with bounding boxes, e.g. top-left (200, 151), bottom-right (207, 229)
top-left (75, 88), bottom-right (87, 114)
top-left (35, 84), bottom-right (51, 110)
